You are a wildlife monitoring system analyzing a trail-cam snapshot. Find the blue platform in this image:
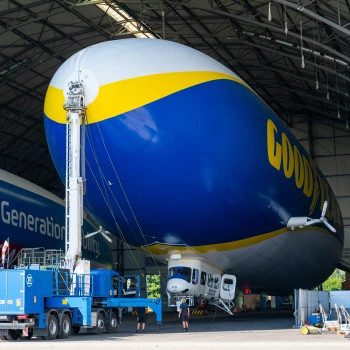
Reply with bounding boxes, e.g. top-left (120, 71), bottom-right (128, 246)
top-left (0, 266), bottom-right (162, 329)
